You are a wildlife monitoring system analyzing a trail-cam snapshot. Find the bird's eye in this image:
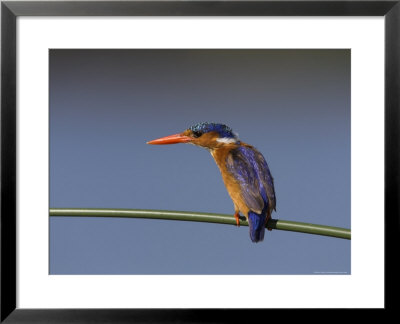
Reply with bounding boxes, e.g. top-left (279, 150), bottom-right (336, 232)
top-left (192, 131), bottom-right (202, 138)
